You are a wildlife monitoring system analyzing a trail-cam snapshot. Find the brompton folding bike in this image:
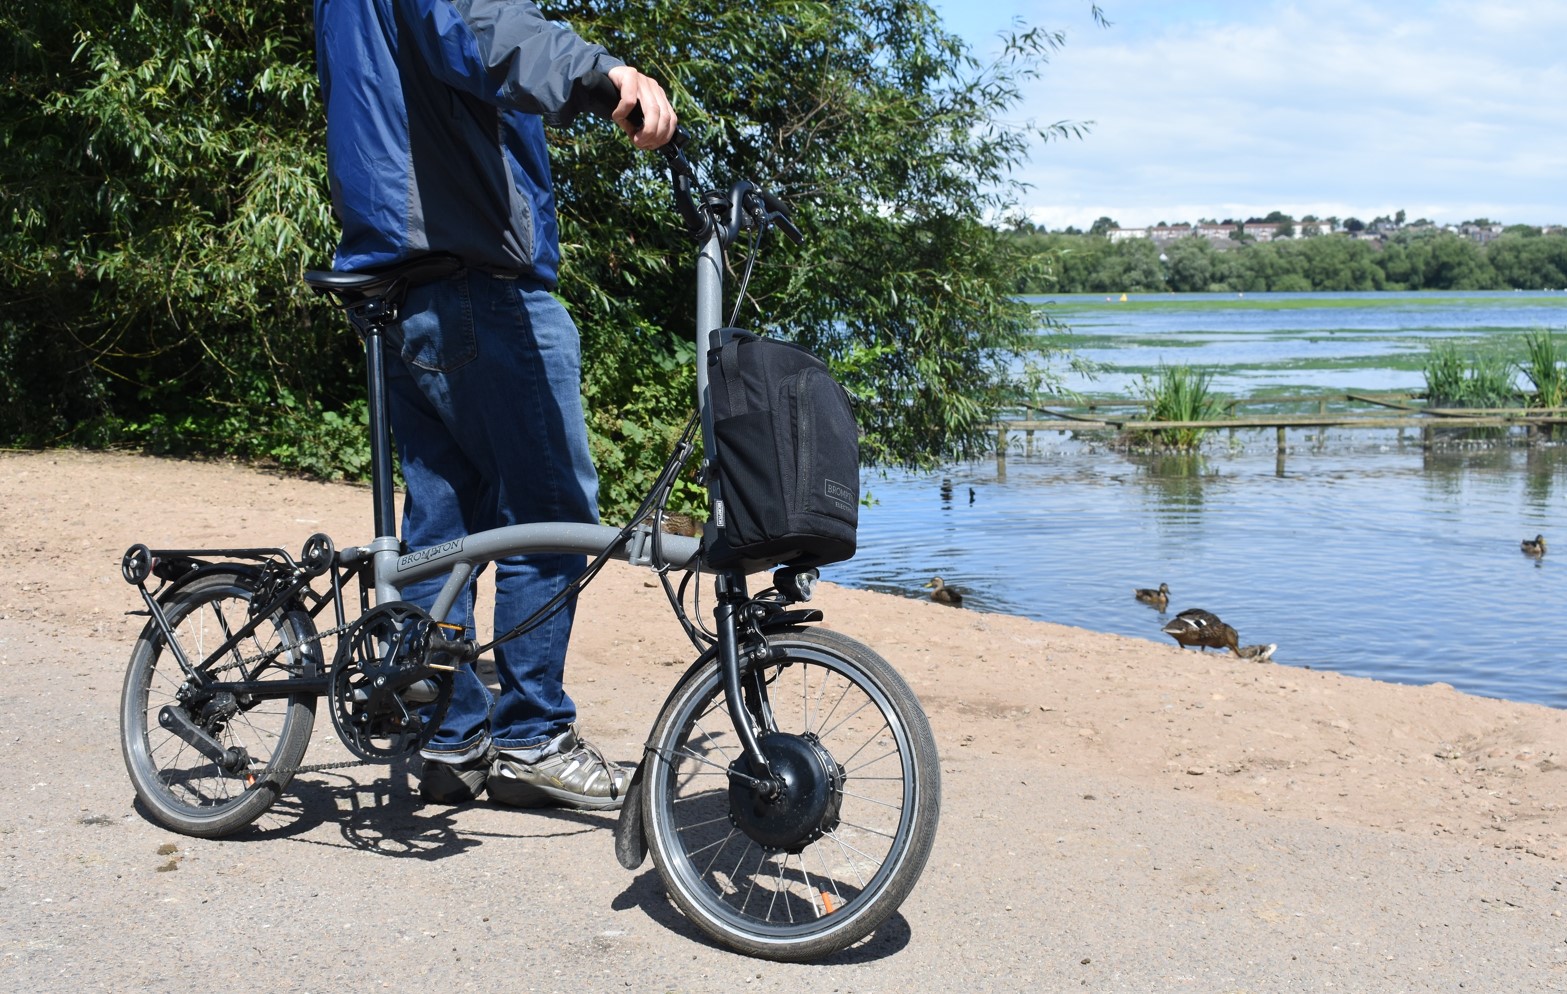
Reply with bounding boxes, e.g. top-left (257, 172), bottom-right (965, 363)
top-left (118, 81), bottom-right (939, 961)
